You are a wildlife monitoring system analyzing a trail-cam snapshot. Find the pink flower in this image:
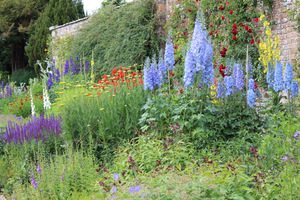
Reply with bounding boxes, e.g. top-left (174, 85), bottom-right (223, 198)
top-left (226, 1), bottom-right (229, 4)
top-left (56, 38), bottom-right (59, 41)
top-left (229, 10), bottom-right (233, 15)
top-left (254, 18), bottom-right (259, 23)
